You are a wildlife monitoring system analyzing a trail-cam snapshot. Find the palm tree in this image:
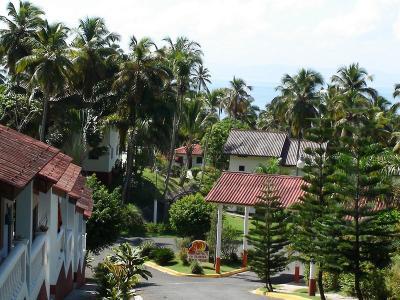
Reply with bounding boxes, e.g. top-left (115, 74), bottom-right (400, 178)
top-left (192, 64), bottom-right (211, 94)
top-left (223, 76), bottom-right (253, 120)
top-left (16, 21), bottom-right (72, 142)
top-left (71, 17), bottom-right (120, 100)
top-left (204, 88), bottom-right (225, 118)
top-left (275, 69), bottom-right (324, 174)
top-left (162, 36), bottom-right (202, 200)
top-left (331, 63), bottom-right (376, 99)
top-left (180, 97), bottom-right (217, 169)
top-left (0, 1), bottom-right (44, 77)
top-left (113, 36), bottom-right (168, 203)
